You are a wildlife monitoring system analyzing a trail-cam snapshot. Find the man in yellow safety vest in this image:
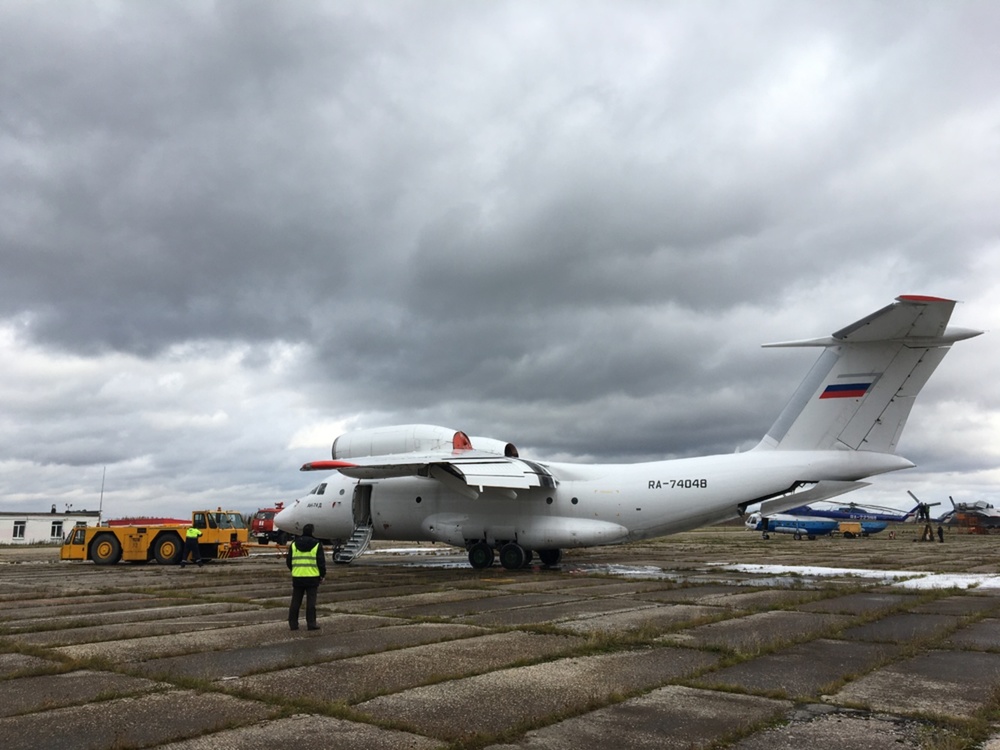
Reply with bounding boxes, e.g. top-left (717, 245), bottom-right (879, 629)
top-left (286, 523), bottom-right (326, 630)
top-left (180, 525), bottom-right (203, 568)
